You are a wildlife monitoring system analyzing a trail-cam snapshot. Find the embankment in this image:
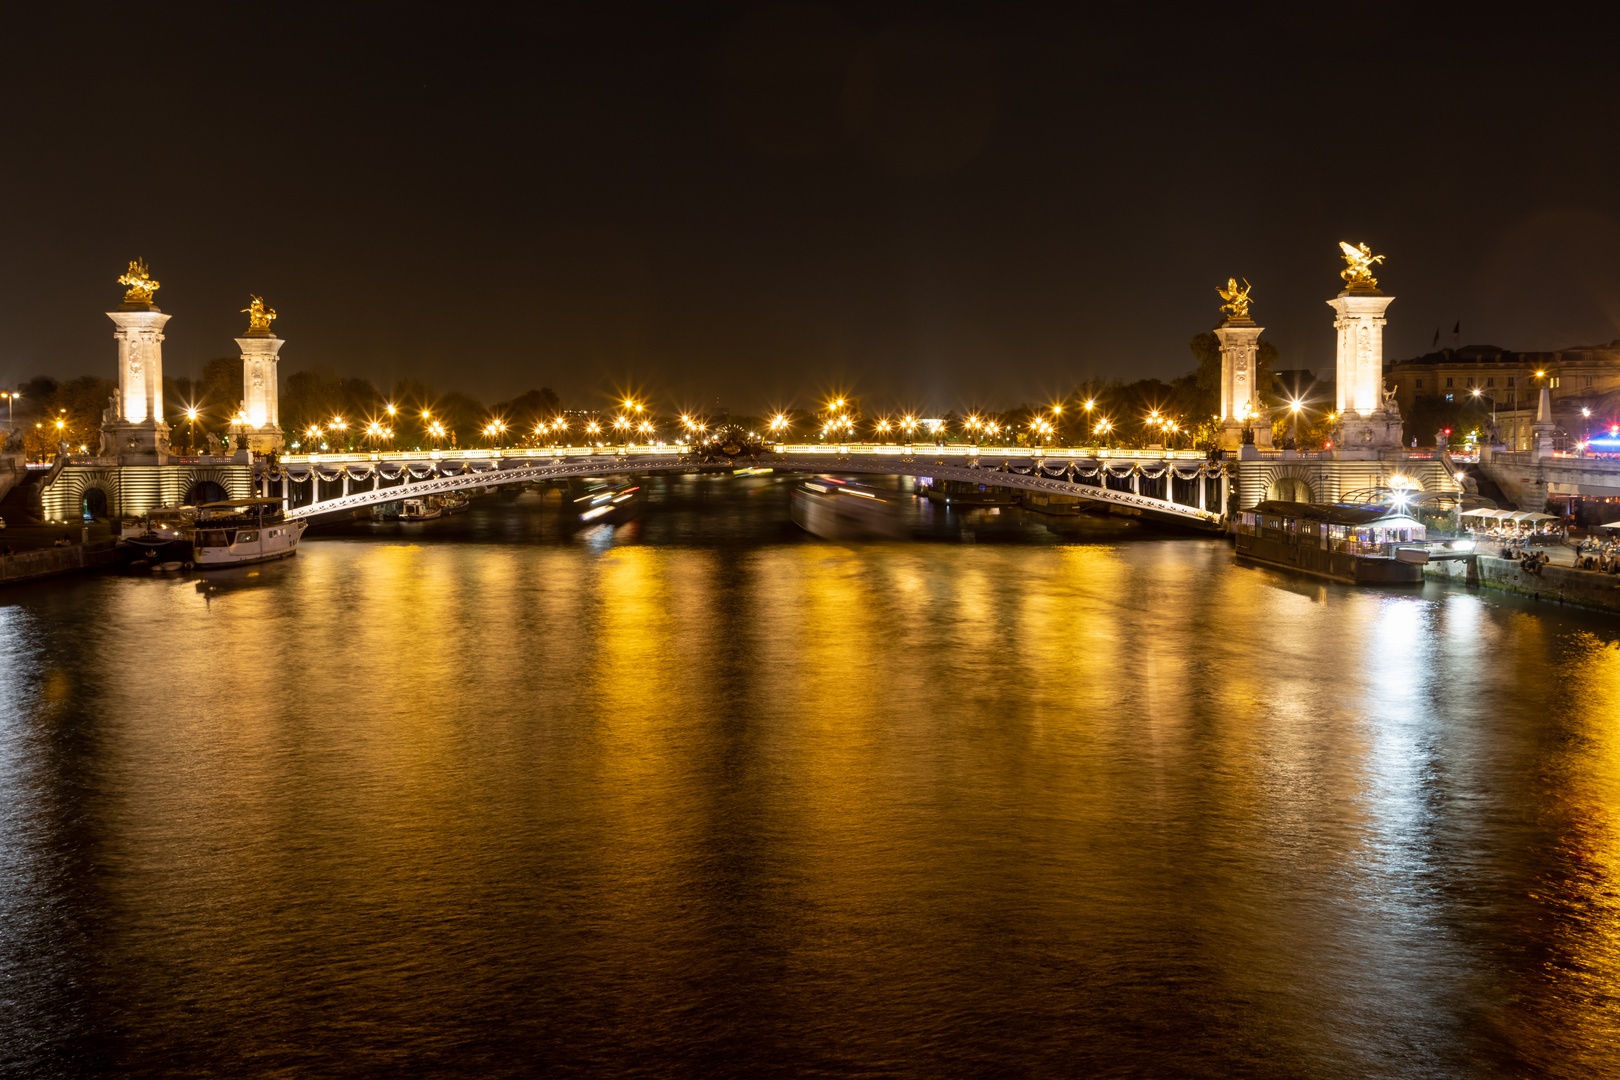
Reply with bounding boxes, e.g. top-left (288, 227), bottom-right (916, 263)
top-left (0, 542), bottom-right (117, 586)
top-left (1425, 554), bottom-right (1620, 613)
